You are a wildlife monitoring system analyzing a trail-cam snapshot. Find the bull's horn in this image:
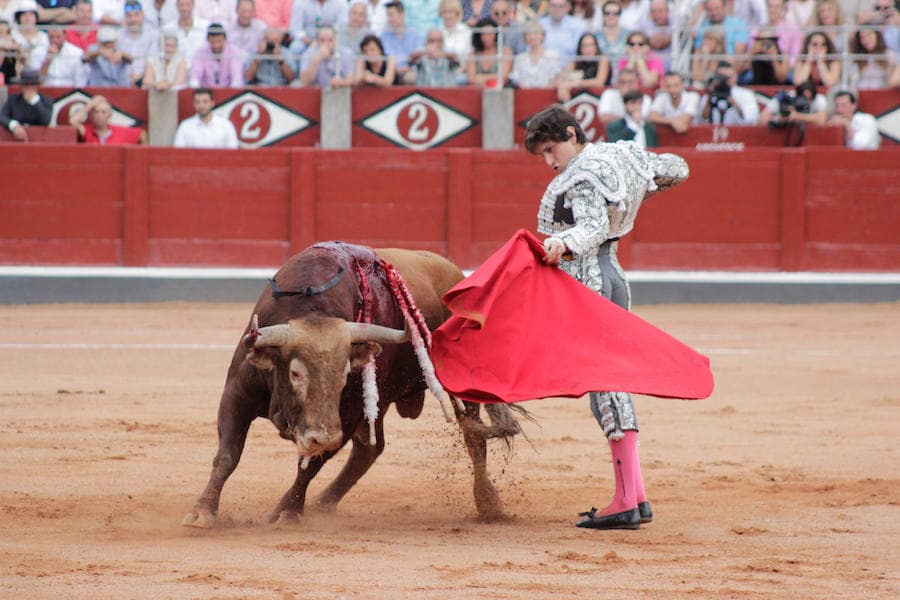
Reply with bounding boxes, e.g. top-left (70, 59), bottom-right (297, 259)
top-left (242, 324), bottom-right (295, 349)
top-left (345, 321), bottom-right (410, 345)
